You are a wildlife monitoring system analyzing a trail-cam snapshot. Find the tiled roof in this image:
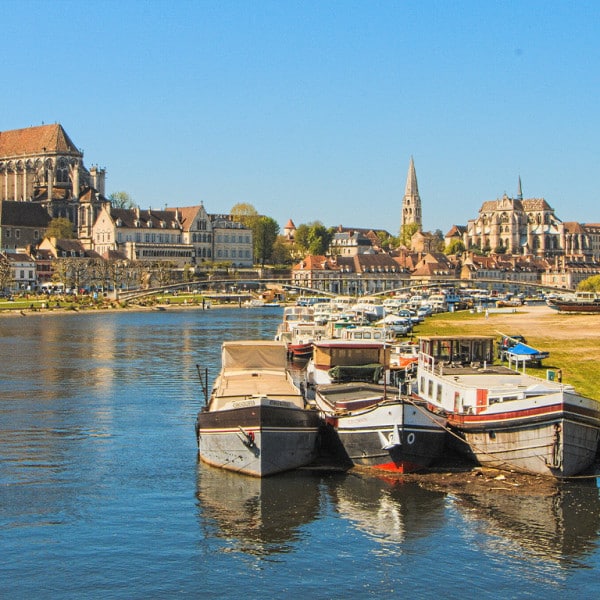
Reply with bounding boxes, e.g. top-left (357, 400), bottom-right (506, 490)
top-left (165, 206), bottom-right (201, 232)
top-left (522, 198), bottom-right (551, 211)
top-left (563, 221), bottom-right (585, 233)
top-left (0, 124), bottom-right (80, 158)
top-left (3, 251), bottom-right (34, 261)
top-left (480, 198), bottom-right (523, 212)
top-left (0, 200), bottom-right (51, 227)
top-left (445, 224), bottom-right (466, 236)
